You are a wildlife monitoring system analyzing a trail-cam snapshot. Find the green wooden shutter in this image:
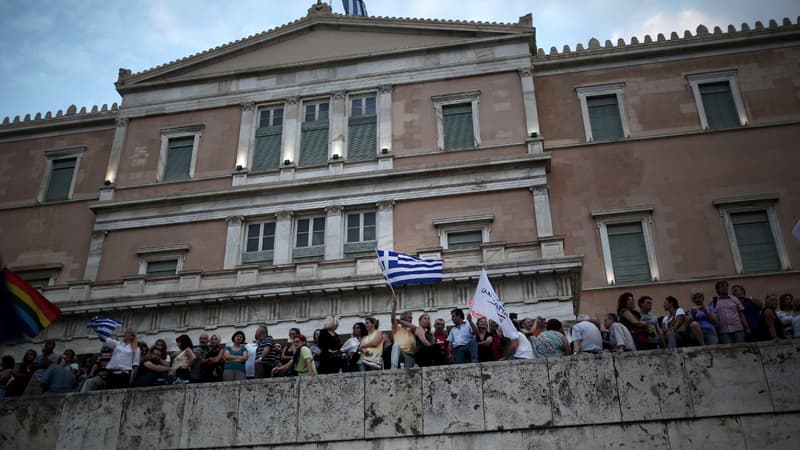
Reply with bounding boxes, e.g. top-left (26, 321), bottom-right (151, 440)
top-left (700, 82), bottom-right (740, 130)
top-left (146, 260), bottom-right (178, 277)
top-left (732, 211), bottom-right (780, 273)
top-left (348, 115), bottom-right (377, 161)
top-left (447, 230), bottom-right (483, 249)
top-left (252, 126), bottom-right (282, 171)
top-left (164, 136), bottom-right (194, 181)
top-left (299, 120), bottom-right (329, 166)
top-left (607, 222), bottom-right (651, 284)
top-left (442, 103), bottom-right (475, 150)
top-left (45, 157), bottom-right (77, 201)
top-left (587, 95), bottom-right (624, 141)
